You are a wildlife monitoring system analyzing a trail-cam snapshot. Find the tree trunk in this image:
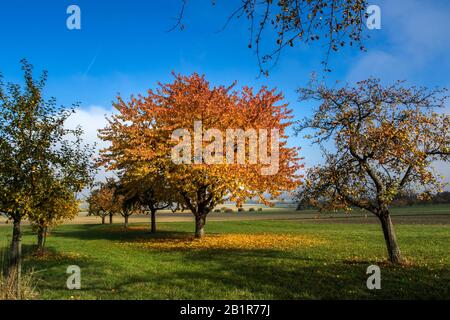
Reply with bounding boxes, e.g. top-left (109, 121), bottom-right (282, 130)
top-left (101, 216), bottom-right (105, 224)
top-left (109, 213), bottom-right (113, 224)
top-left (37, 226), bottom-right (47, 253)
top-left (150, 209), bottom-right (156, 233)
top-left (8, 218), bottom-right (22, 298)
top-left (124, 215), bottom-right (129, 229)
top-left (195, 215), bottom-right (206, 238)
top-left (379, 213), bottom-right (403, 264)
